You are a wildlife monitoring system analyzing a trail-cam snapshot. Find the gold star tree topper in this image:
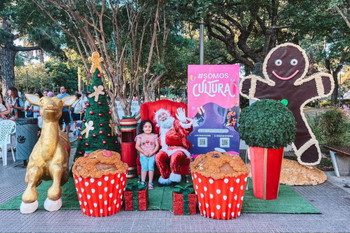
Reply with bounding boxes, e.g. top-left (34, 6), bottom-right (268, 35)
top-left (88, 52), bottom-right (104, 74)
